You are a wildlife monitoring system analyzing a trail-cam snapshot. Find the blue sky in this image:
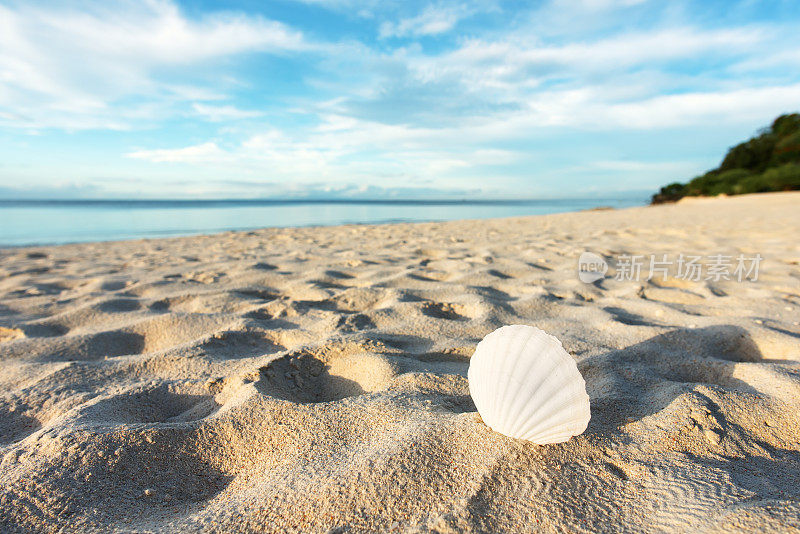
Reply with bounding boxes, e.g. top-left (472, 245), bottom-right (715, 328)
top-left (1, 0), bottom-right (799, 199)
